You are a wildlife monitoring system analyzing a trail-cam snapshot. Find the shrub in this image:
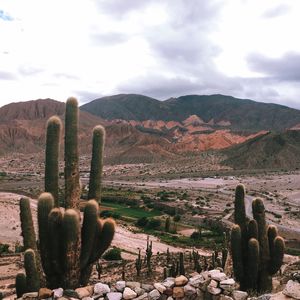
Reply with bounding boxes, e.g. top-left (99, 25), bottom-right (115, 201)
top-left (136, 216), bottom-right (149, 227)
top-left (190, 231), bottom-right (202, 240)
top-left (173, 215), bottom-right (181, 222)
top-left (103, 247), bottom-right (122, 261)
top-left (146, 218), bottom-right (161, 229)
